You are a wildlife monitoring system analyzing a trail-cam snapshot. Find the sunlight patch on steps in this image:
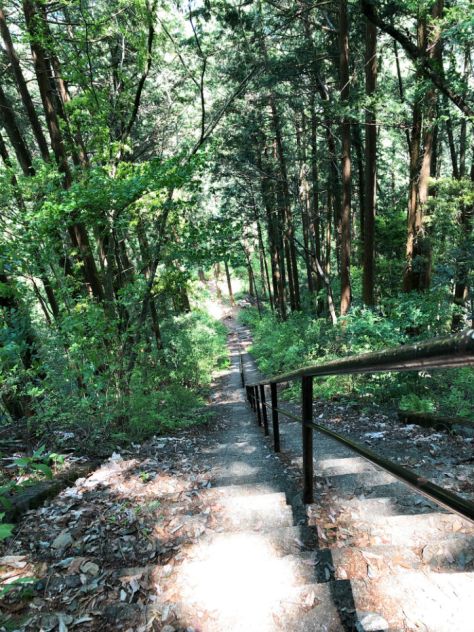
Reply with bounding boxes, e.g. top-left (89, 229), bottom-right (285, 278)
top-left (173, 531), bottom-right (299, 631)
top-left (316, 457), bottom-right (376, 475)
